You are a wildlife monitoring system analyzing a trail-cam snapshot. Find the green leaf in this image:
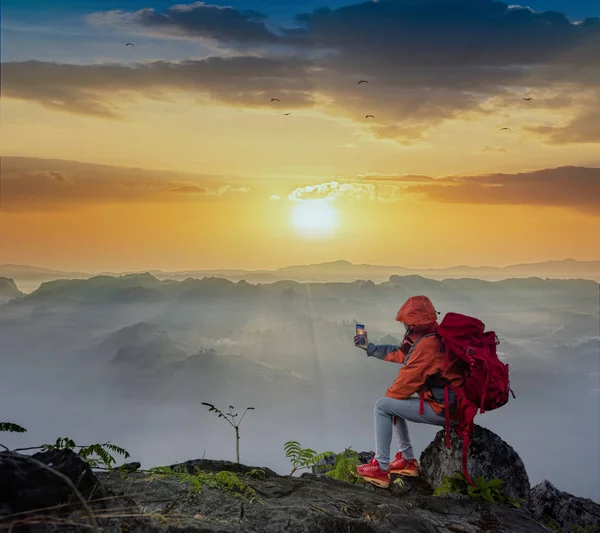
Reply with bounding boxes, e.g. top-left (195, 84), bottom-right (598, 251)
top-left (484, 478), bottom-right (505, 490)
top-left (0, 422), bottom-right (27, 433)
top-left (473, 476), bottom-right (486, 489)
top-left (481, 488), bottom-right (495, 503)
